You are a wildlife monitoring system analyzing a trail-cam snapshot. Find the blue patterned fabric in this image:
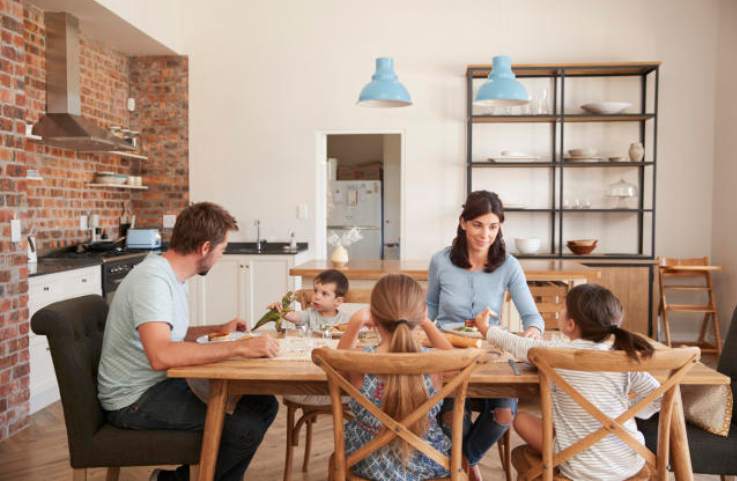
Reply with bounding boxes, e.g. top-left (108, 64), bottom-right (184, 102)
top-left (344, 347), bottom-right (451, 480)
